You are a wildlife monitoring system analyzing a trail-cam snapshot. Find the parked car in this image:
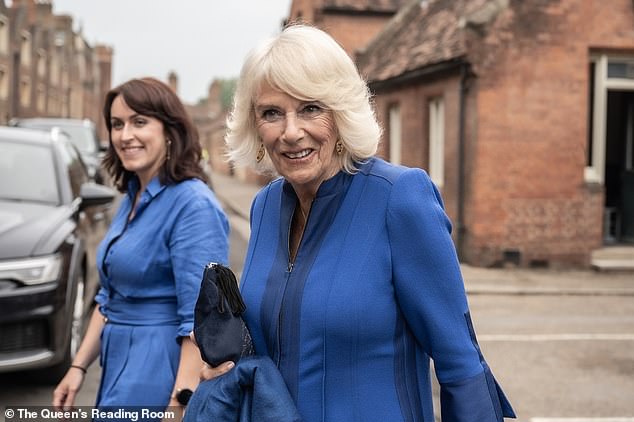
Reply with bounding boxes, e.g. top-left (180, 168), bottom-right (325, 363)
top-left (10, 118), bottom-right (107, 184)
top-left (0, 126), bottom-right (115, 383)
